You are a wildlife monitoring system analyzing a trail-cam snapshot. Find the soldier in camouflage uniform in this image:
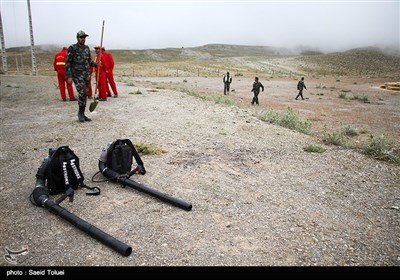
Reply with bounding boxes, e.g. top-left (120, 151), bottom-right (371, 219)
top-left (295, 77), bottom-right (307, 100)
top-left (66, 30), bottom-right (98, 122)
top-left (223, 72), bottom-right (232, 95)
top-left (251, 77), bottom-right (264, 105)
